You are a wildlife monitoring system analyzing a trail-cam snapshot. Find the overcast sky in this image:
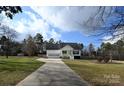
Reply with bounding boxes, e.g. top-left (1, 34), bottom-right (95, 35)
top-left (0, 6), bottom-right (116, 48)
